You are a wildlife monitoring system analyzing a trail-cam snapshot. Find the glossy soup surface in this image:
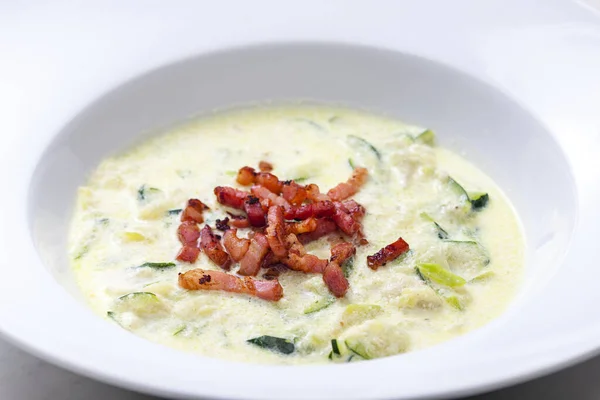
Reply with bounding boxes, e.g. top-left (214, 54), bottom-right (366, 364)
top-left (69, 106), bottom-right (524, 364)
